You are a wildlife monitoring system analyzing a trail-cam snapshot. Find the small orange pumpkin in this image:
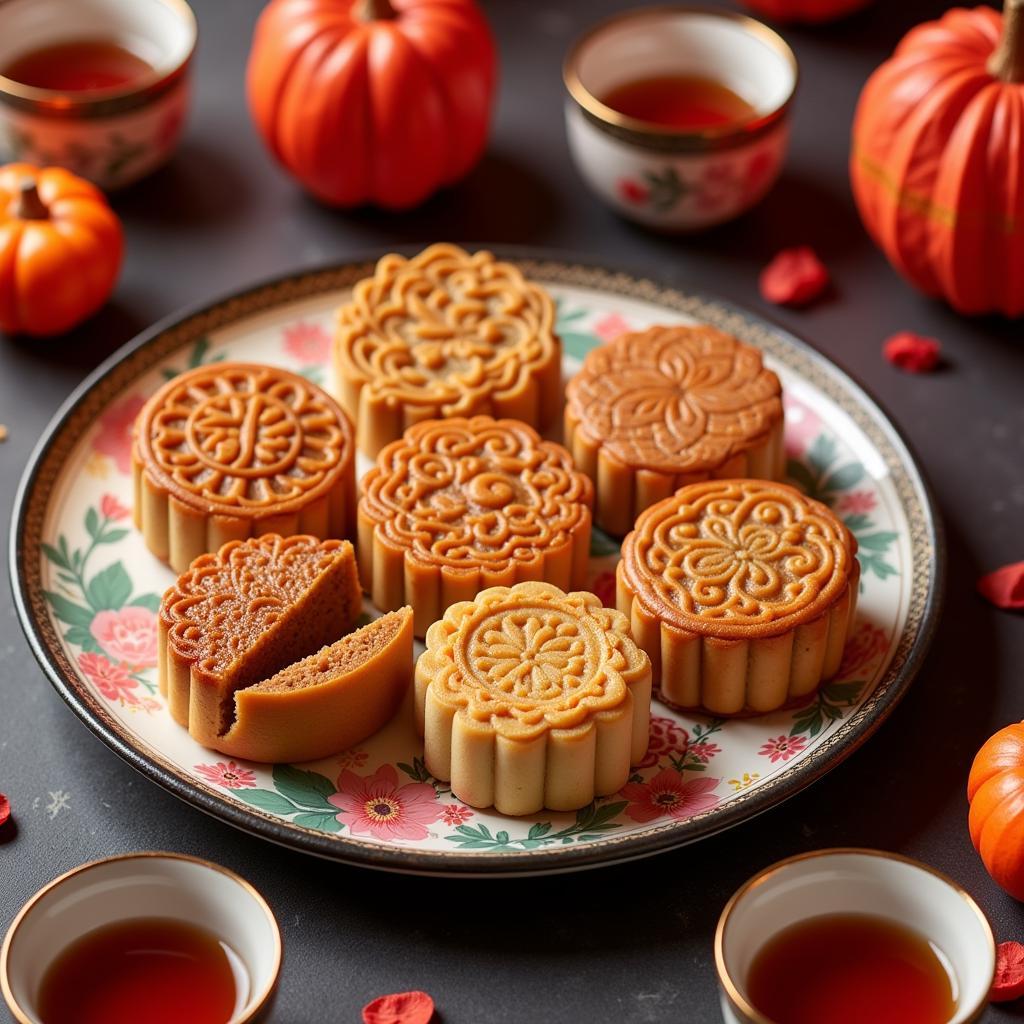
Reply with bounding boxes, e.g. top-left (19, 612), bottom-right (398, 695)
top-left (739, 0), bottom-right (873, 24)
top-left (968, 722), bottom-right (1024, 899)
top-left (0, 163), bottom-right (123, 337)
top-left (246, 0), bottom-right (497, 210)
top-left (851, 1), bottom-right (1024, 317)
